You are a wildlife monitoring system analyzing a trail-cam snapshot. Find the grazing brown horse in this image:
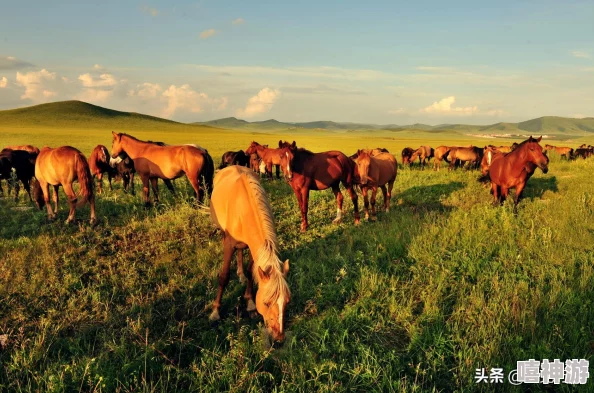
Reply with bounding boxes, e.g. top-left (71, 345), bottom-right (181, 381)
top-left (3, 145), bottom-right (40, 155)
top-left (544, 144), bottom-right (573, 159)
top-left (401, 147), bottom-right (415, 167)
top-left (353, 149), bottom-right (397, 220)
top-left (219, 150), bottom-right (250, 169)
top-left (480, 136), bottom-right (548, 210)
top-left (448, 146), bottom-right (483, 170)
top-left (209, 166), bottom-right (290, 343)
top-left (0, 149), bottom-right (36, 201)
top-left (110, 132), bottom-right (213, 205)
top-left (433, 146), bottom-right (451, 171)
top-left (89, 145), bottom-right (116, 194)
top-left (574, 147), bottom-right (593, 159)
top-left (279, 141), bottom-right (360, 232)
top-left (33, 146), bottom-right (96, 224)
top-left (246, 141), bottom-right (284, 179)
top-left (411, 146), bottom-right (434, 169)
